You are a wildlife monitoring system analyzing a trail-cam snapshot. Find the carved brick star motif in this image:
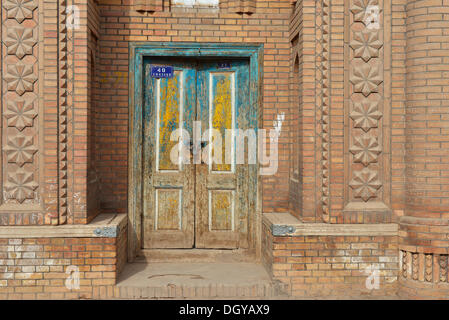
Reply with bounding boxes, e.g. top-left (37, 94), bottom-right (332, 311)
top-left (350, 98), bottom-right (382, 132)
top-left (350, 63), bottom-right (382, 97)
top-left (350, 29), bottom-right (383, 62)
top-left (5, 27), bottom-right (37, 59)
top-left (4, 99), bottom-right (37, 131)
top-left (350, 0), bottom-right (379, 22)
top-left (4, 134), bottom-right (37, 167)
top-left (3, 0), bottom-right (37, 23)
top-left (4, 61), bottom-right (37, 96)
top-left (5, 169), bottom-right (38, 203)
top-left (349, 134), bottom-right (381, 166)
top-left (349, 168), bottom-right (382, 202)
